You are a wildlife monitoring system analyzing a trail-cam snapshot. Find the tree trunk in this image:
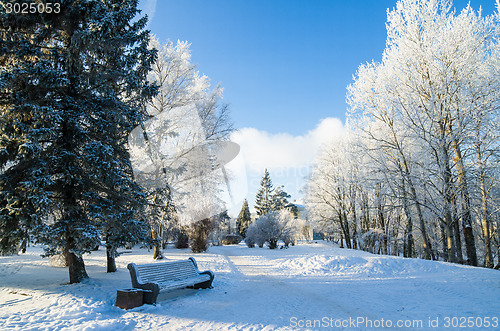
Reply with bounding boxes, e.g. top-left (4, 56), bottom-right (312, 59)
top-left (361, 191), bottom-right (370, 232)
top-left (404, 214), bottom-right (413, 258)
top-left (479, 186), bottom-right (493, 268)
top-left (397, 151), bottom-right (433, 260)
top-left (451, 194), bottom-right (464, 264)
top-left (445, 218), bottom-right (456, 263)
top-left (408, 180), bottom-right (434, 260)
top-left (61, 106), bottom-right (89, 283)
top-left (440, 221), bottom-right (448, 262)
top-left (67, 251), bottom-right (88, 284)
top-left (152, 226), bottom-right (163, 260)
top-left (477, 146), bottom-right (493, 268)
top-left (378, 205), bottom-right (387, 255)
top-left (21, 234), bottom-right (28, 254)
top-left (342, 209), bottom-right (352, 249)
top-left (441, 133), bottom-right (457, 263)
top-left (453, 217), bottom-right (464, 264)
top-left (452, 128), bottom-right (478, 266)
top-left (106, 246), bottom-right (117, 273)
top-left (462, 217), bottom-right (477, 265)
top-left (62, 209), bottom-right (89, 284)
top-left (351, 192), bottom-right (358, 250)
top-left (400, 179), bottom-right (414, 258)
